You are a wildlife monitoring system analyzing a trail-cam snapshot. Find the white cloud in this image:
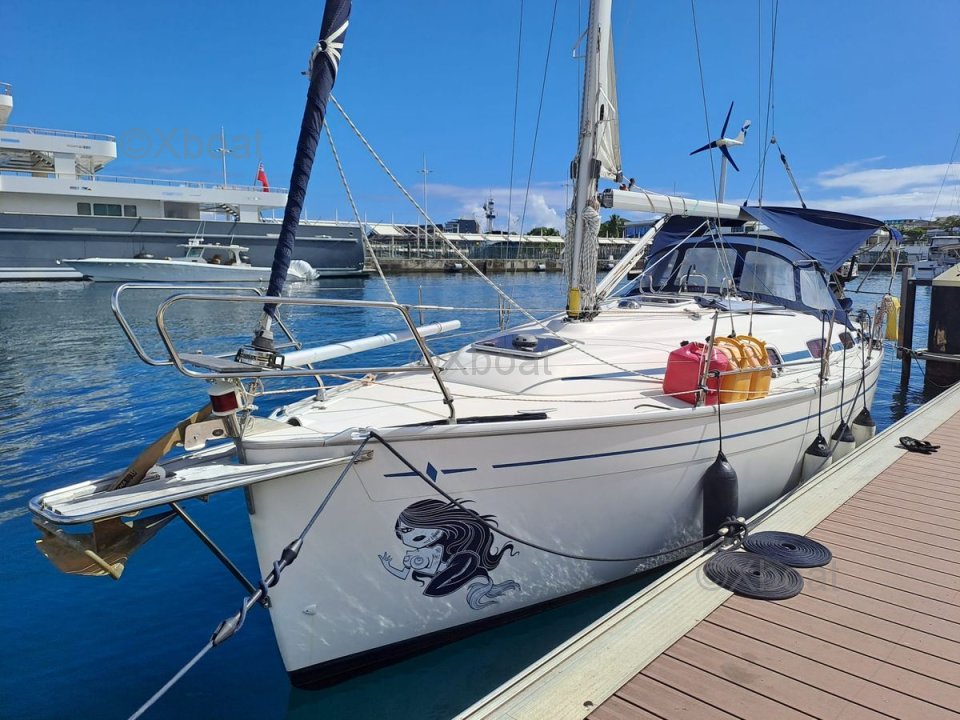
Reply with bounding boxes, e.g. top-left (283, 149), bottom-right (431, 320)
top-left (816, 156), bottom-right (887, 179)
top-left (805, 190), bottom-right (957, 220)
top-left (806, 161), bottom-right (960, 219)
top-left (816, 162), bottom-right (959, 195)
top-left (428, 182), bottom-right (568, 232)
